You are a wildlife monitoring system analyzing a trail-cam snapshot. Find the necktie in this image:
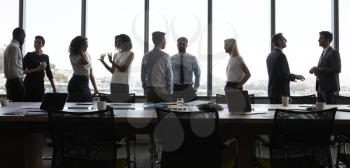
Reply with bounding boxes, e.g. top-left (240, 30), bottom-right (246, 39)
top-left (180, 54), bottom-right (184, 84)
